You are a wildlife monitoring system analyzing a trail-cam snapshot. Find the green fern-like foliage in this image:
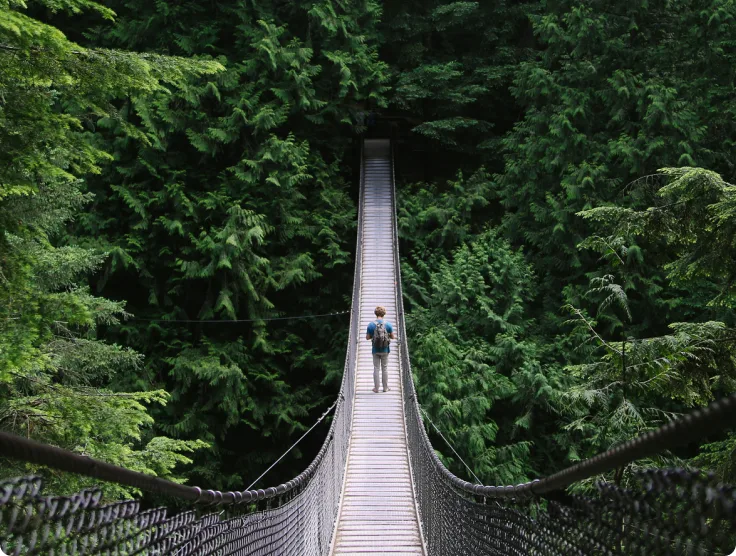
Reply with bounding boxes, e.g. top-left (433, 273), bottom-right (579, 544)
top-left (574, 166), bottom-right (736, 483)
top-left (407, 230), bottom-right (535, 484)
top-left (0, 0), bottom-right (219, 497)
top-left (6, 0), bottom-right (736, 497)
